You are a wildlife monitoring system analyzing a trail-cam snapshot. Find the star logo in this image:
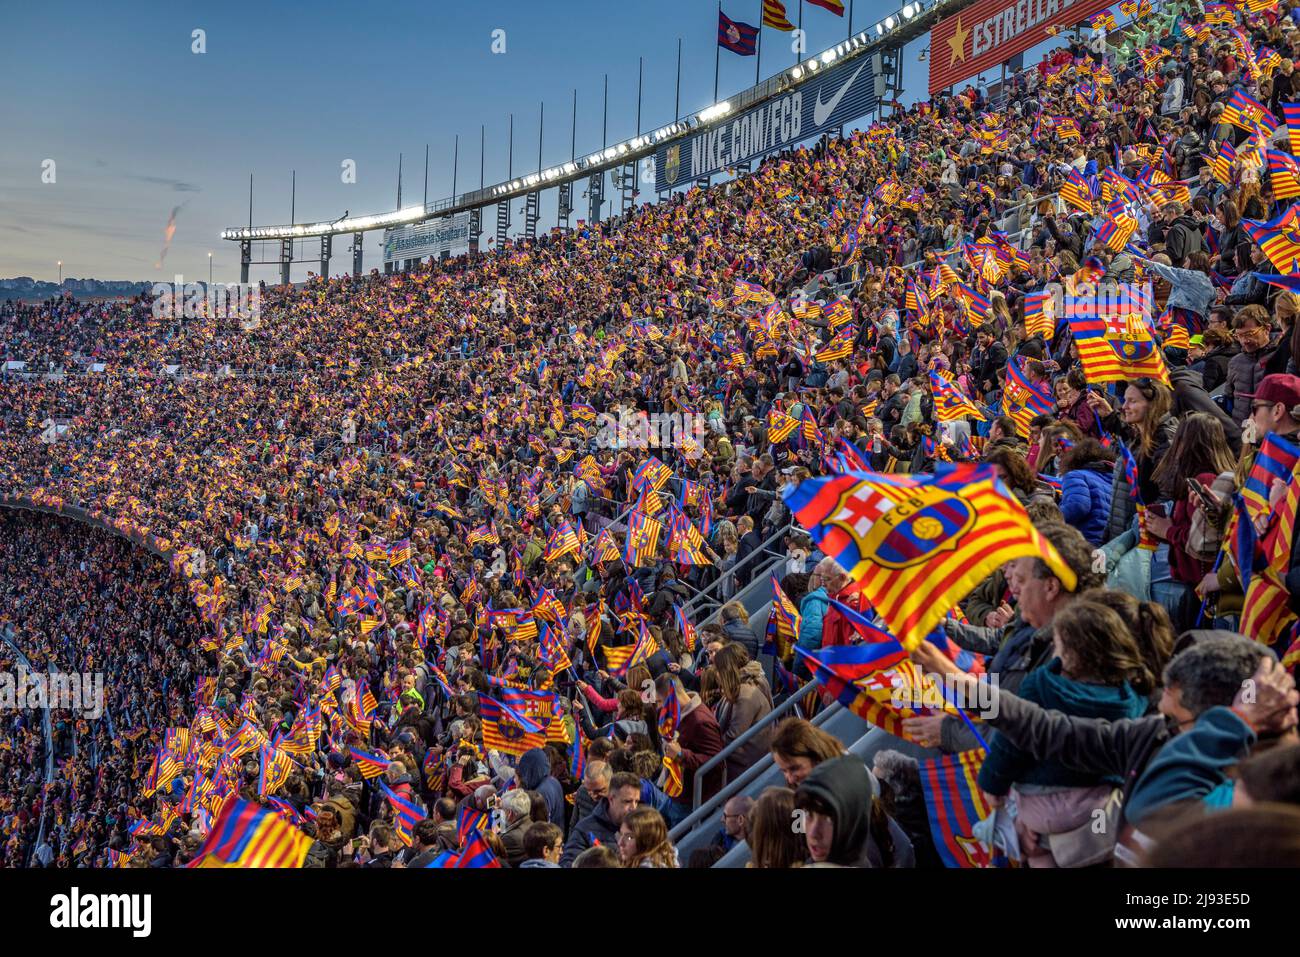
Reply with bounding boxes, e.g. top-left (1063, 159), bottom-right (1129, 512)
top-left (948, 16), bottom-right (970, 66)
